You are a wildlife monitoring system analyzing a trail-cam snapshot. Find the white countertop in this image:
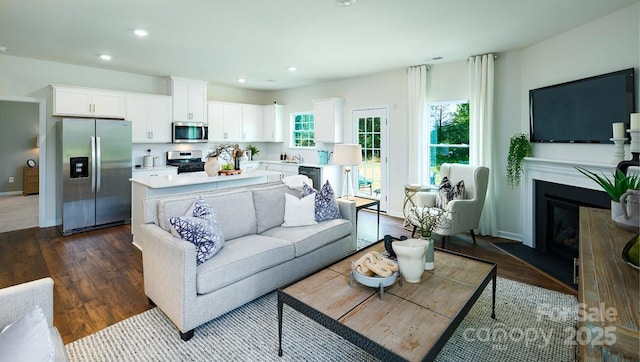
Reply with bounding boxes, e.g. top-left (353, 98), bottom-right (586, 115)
top-left (260, 160), bottom-right (340, 168)
top-left (132, 165), bottom-right (177, 172)
top-left (130, 170), bottom-right (280, 189)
